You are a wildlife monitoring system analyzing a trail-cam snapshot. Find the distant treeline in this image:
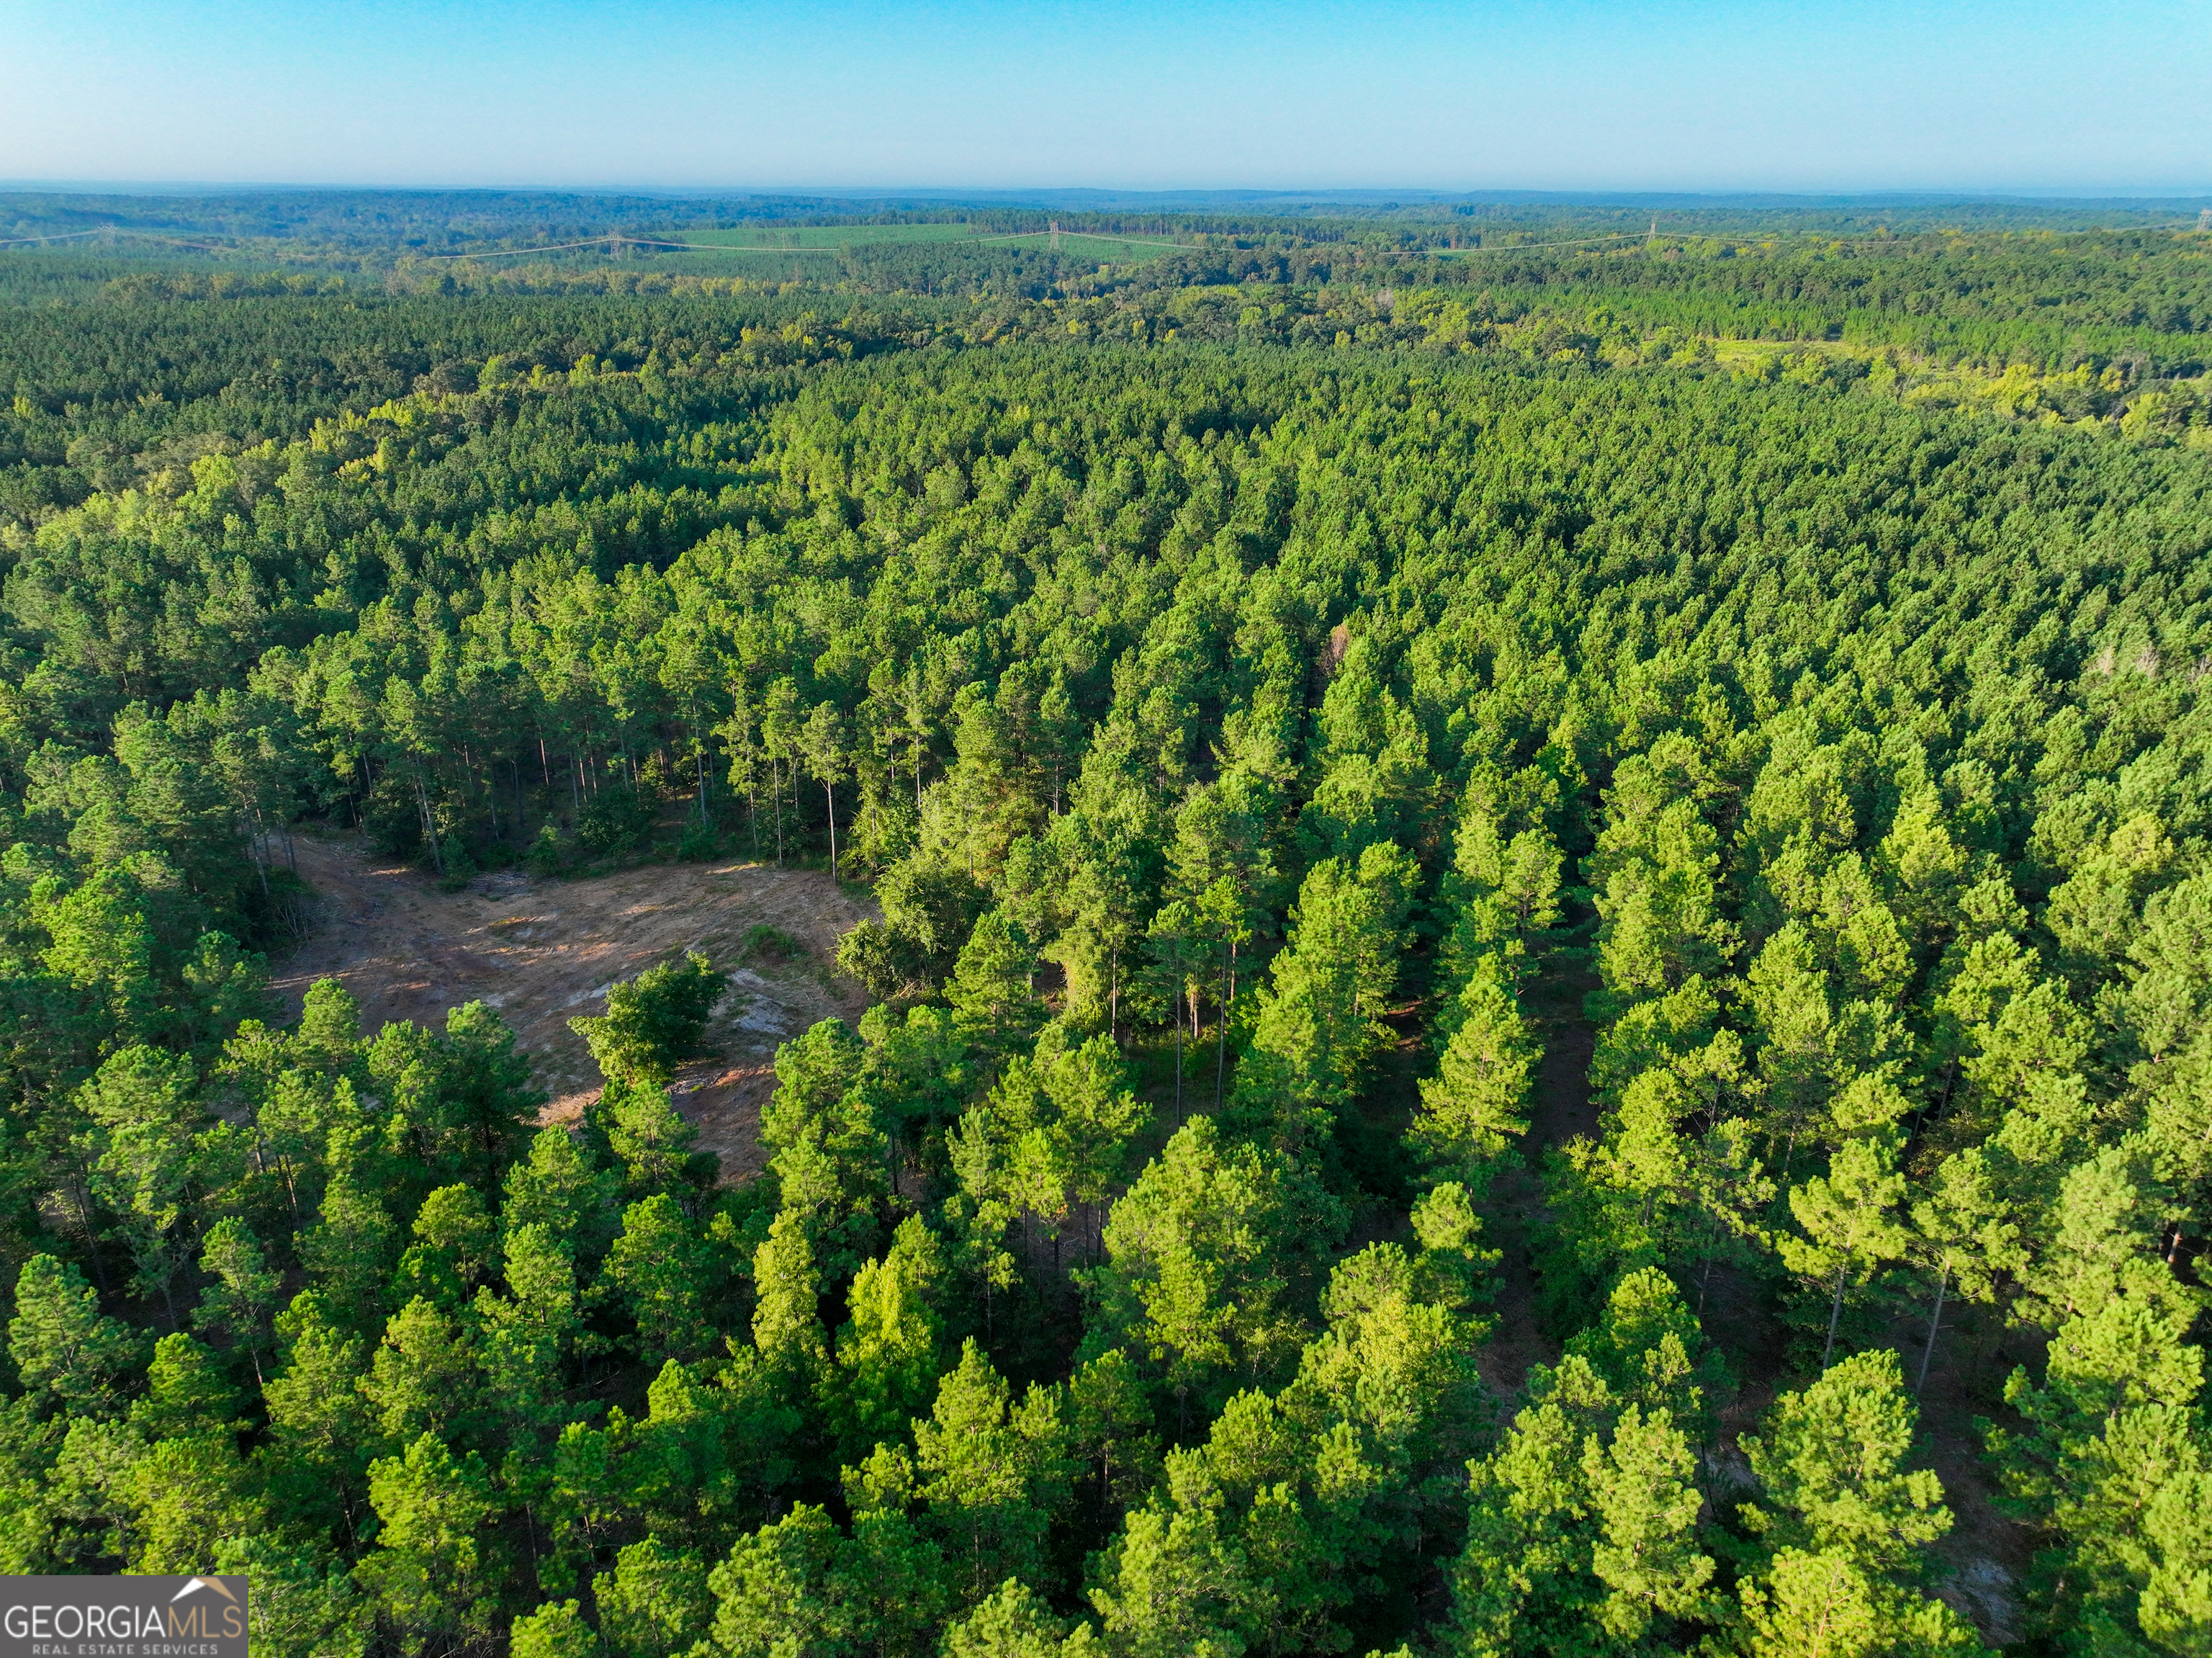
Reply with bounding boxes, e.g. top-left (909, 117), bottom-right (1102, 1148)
top-left (6, 223), bottom-right (2212, 531)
